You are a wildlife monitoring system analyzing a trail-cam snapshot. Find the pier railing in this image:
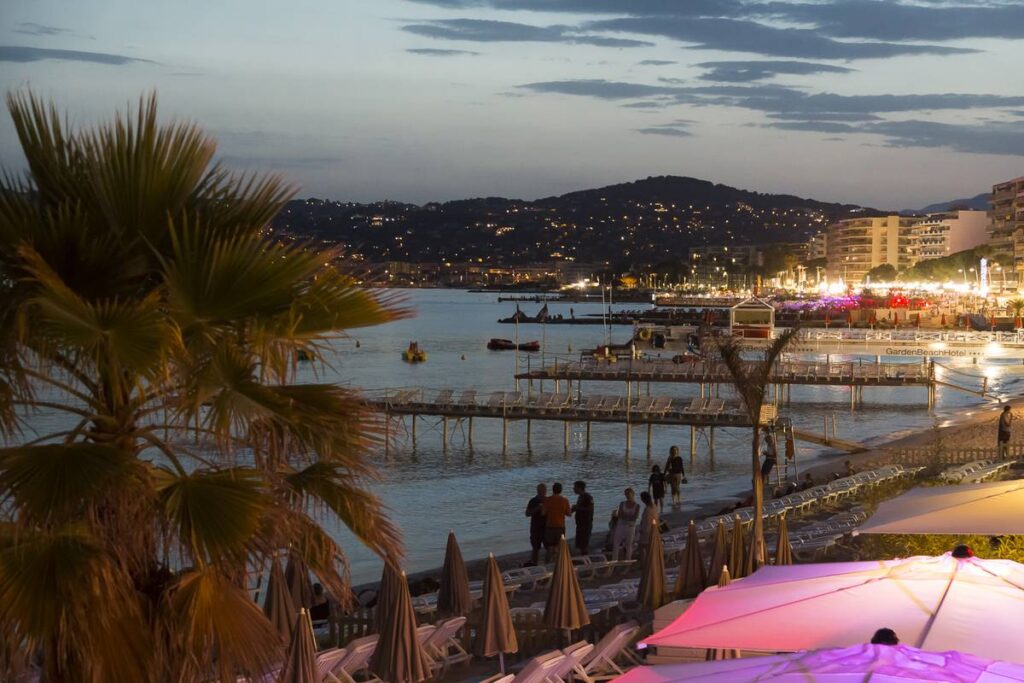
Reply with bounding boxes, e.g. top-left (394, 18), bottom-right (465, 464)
top-left (862, 444), bottom-right (1024, 469)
